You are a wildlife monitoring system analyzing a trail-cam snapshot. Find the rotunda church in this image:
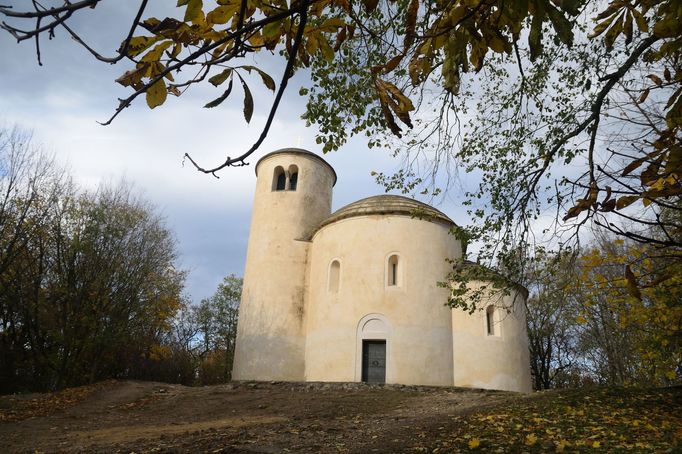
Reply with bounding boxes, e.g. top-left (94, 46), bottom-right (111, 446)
top-left (232, 148), bottom-right (532, 393)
